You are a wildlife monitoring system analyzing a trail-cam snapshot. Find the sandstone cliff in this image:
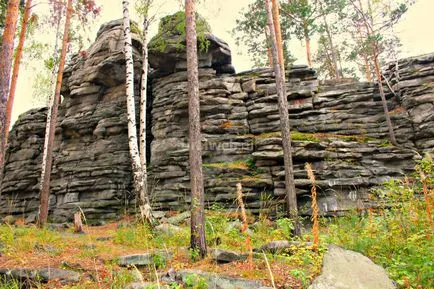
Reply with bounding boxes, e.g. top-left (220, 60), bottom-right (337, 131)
top-left (1, 19), bottom-right (433, 222)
